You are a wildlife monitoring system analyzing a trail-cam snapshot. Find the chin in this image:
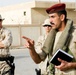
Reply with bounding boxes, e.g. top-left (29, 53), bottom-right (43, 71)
top-left (52, 27), bottom-right (56, 29)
